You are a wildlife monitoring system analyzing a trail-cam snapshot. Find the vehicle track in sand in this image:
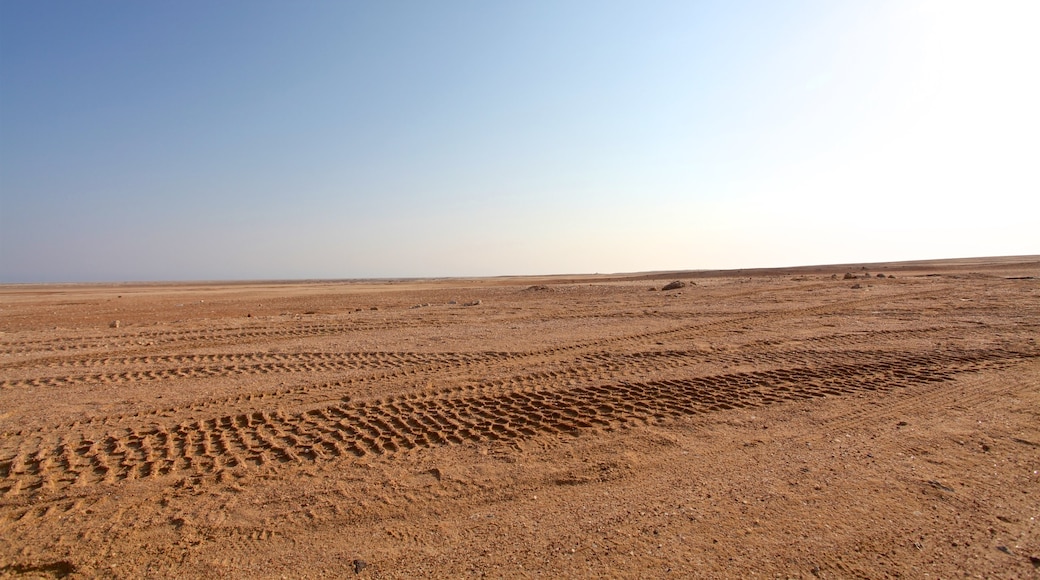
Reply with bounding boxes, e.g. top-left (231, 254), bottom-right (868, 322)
top-left (2, 344), bottom-right (1034, 502)
top-left (0, 286), bottom-right (948, 360)
top-left (1, 287), bottom-right (1029, 436)
top-left (0, 286), bottom-right (975, 390)
top-left (3, 285), bottom-right (1035, 510)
